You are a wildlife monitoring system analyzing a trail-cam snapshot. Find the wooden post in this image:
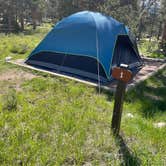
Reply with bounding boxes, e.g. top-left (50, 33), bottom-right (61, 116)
top-left (111, 80), bottom-right (126, 135)
top-left (111, 65), bottom-right (133, 136)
